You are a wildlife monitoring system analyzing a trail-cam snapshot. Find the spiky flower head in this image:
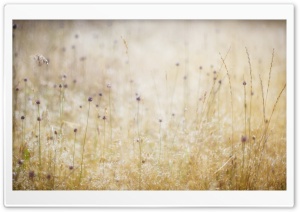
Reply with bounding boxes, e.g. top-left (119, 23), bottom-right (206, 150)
top-left (241, 135), bottom-right (248, 143)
